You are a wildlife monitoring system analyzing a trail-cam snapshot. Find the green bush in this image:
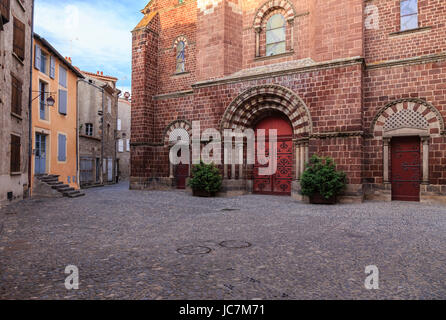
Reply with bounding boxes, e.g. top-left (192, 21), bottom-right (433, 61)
top-left (300, 155), bottom-right (347, 199)
top-left (188, 161), bottom-right (223, 194)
